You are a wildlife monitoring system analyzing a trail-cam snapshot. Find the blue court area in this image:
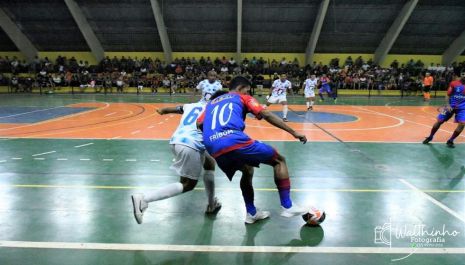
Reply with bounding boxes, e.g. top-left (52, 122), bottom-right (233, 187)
top-left (271, 111), bottom-right (358, 123)
top-left (0, 106), bottom-right (93, 124)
